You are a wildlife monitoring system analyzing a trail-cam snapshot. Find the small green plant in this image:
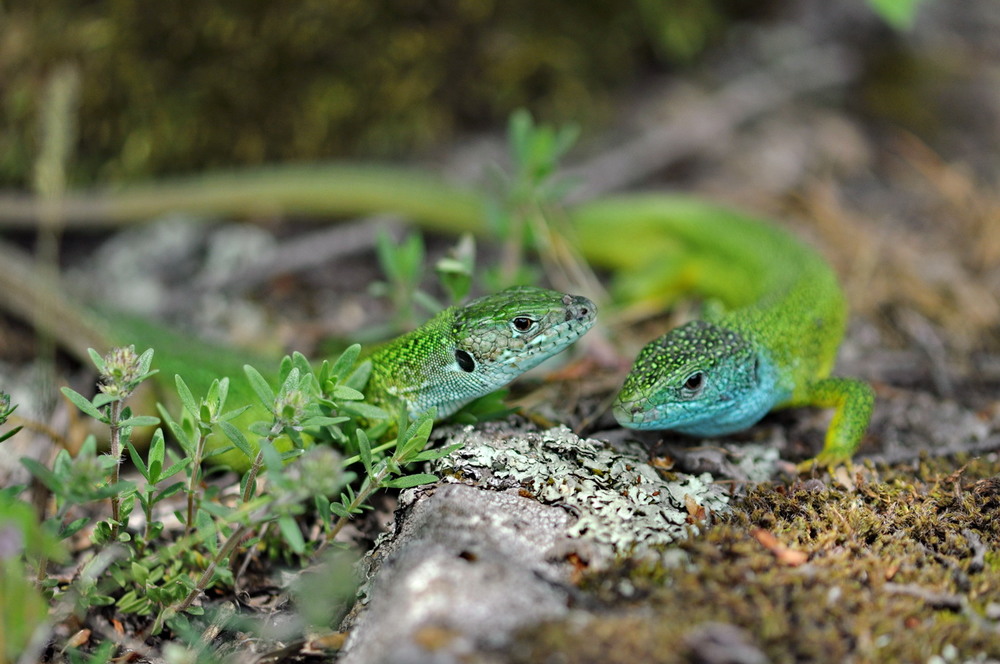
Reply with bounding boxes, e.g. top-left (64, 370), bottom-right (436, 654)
top-left (58, 345), bottom-right (160, 541)
top-left (0, 391), bottom-right (22, 444)
top-left (371, 230), bottom-right (478, 333)
top-left (371, 229), bottom-right (433, 330)
top-left (7, 340), bottom-right (453, 658)
top-left (484, 108), bottom-right (604, 297)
